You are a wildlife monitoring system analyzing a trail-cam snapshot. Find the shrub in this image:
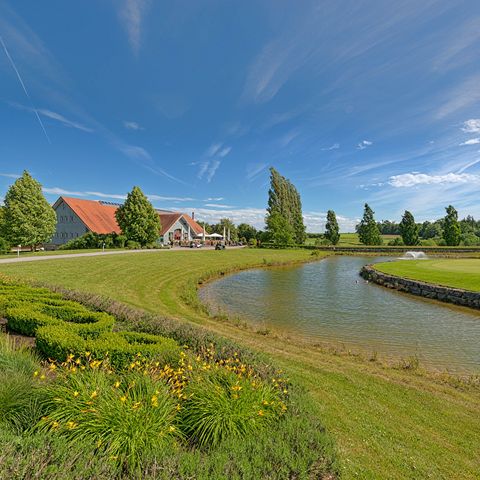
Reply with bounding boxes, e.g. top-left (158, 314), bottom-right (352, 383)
top-left (6, 304), bottom-right (114, 337)
top-left (0, 237), bottom-right (10, 254)
top-left (126, 240), bottom-right (141, 249)
top-left (388, 237), bottom-right (404, 246)
top-left (36, 367), bottom-right (180, 472)
top-left (36, 326), bottom-right (180, 369)
top-left (179, 368), bottom-right (284, 447)
top-left (420, 238), bottom-right (437, 246)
